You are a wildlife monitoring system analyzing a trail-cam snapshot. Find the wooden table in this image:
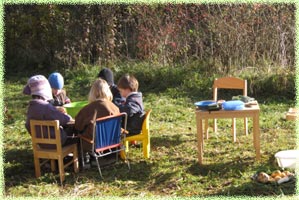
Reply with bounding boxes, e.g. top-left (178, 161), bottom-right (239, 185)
top-left (286, 108), bottom-right (298, 121)
top-left (195, 104), bottom-right (261, 164)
